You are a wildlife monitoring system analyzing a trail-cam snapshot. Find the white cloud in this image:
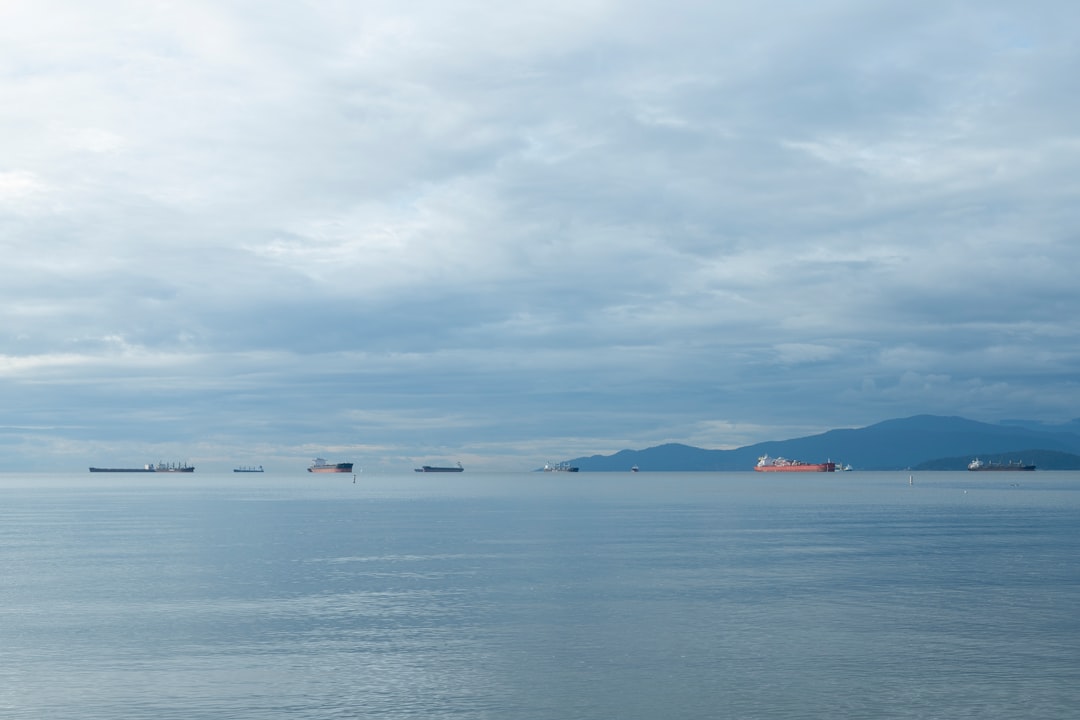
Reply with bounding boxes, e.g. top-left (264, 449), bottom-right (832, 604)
top-left (0, 171), bottom-right (50, 214)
